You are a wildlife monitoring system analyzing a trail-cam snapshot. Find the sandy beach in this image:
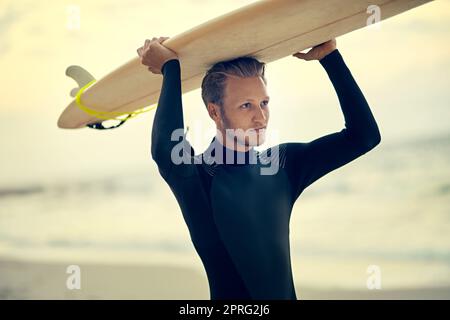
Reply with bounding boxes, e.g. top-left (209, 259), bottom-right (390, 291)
top-left (0, 258), bottom-right (448, 300)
